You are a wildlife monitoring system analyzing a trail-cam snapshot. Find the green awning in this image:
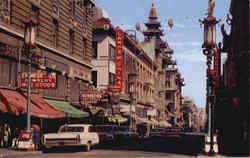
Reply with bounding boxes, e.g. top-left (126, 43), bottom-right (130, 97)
top-left (106, 114), bottom-right (128, 123)
top-left (44, 99), bottom-right (89, 118)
